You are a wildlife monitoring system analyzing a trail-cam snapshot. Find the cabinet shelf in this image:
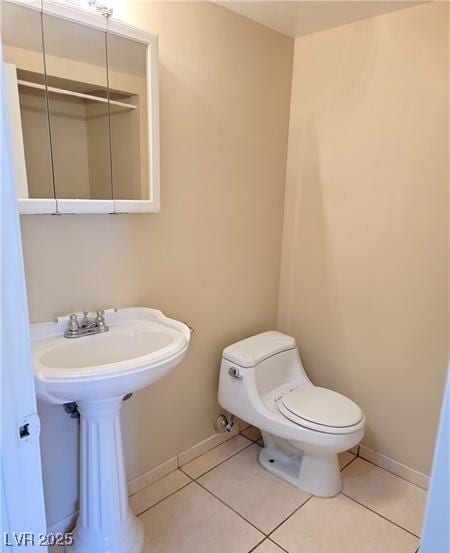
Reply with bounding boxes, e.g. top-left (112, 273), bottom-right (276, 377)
top-left (17, 79), bottom-right (136, 110)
